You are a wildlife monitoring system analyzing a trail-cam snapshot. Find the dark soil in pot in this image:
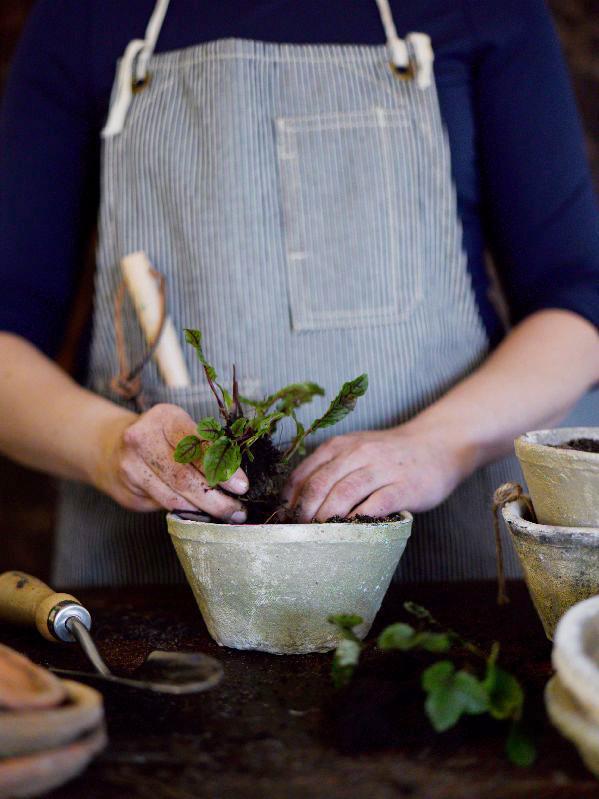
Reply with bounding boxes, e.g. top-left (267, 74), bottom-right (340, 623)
top-left (552, 438), bottom-right (599, 453)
